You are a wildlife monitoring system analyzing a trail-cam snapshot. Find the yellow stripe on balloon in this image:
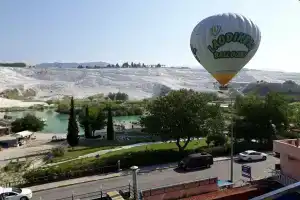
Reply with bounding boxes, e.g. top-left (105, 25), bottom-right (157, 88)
top-left (212, 73), bottom-right (236, 86)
